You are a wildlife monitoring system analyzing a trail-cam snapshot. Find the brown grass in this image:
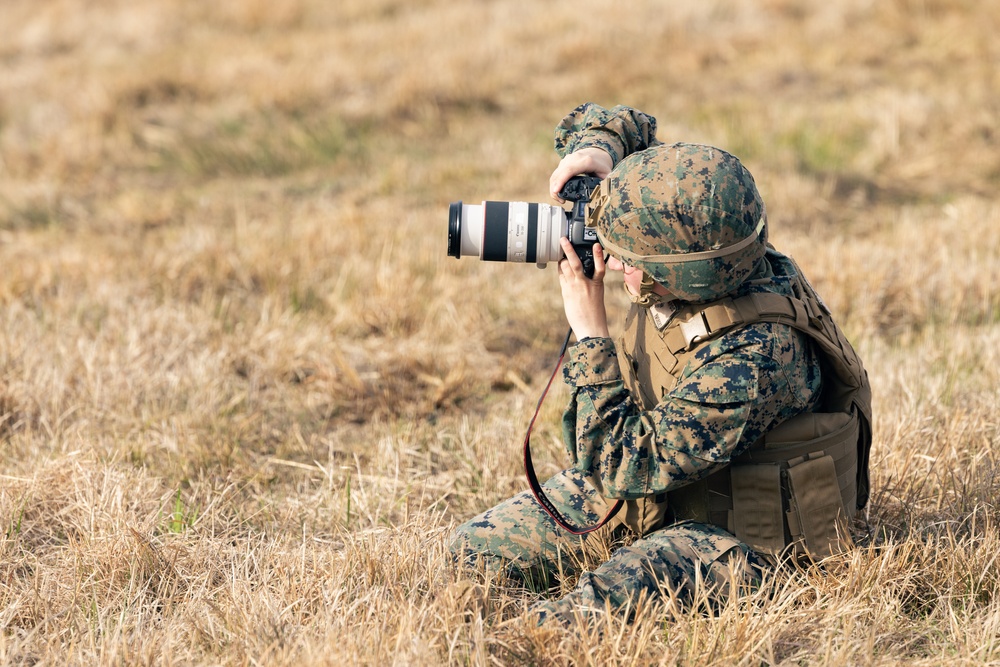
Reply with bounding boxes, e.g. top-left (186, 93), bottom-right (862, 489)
top-left (2, 0), bottom-right (1000, 664)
